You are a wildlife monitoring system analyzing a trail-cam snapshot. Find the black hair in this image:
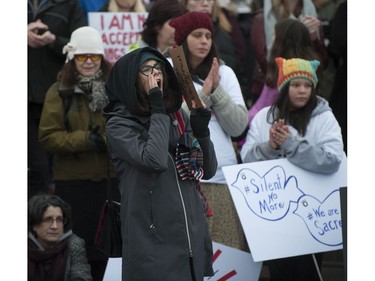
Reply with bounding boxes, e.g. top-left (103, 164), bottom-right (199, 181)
top-left (267, 81), bottom-right (318, 136)
top-left (141, 0), bottom-right (187, 48)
